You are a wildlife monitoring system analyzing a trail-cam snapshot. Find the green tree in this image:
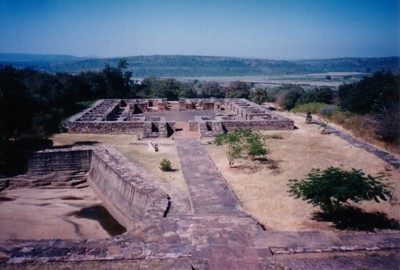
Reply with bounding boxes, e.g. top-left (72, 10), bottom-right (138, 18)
top-left (250, 88), bottom-right (268, 104)
top-left (281, 89), bottom-right (303, 110)
top-left (224, 81), bottom-right (250, 99)
top-left (200, 81), bottom-right (224, 98)
top-left (0, 66), bottom-right (36, 141)
top-left (338, 71), bottom-right (399, 114)
top-left (214, 128), bottom-right (268, 166)
top-left (297, 87), bottom-right (333, 105)
top-left (102, 59), bottom-right (132, 98)
top-left (270, 84), bottom-right (304, 105)
top-left (288, 167), bottom-right (391, 213)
